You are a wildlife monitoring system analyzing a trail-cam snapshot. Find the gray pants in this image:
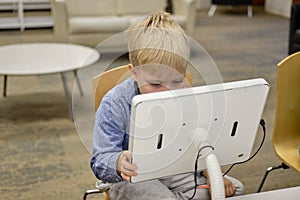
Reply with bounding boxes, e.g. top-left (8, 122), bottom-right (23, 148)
top-left (108, 173), bottom-right (244, 200)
